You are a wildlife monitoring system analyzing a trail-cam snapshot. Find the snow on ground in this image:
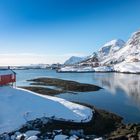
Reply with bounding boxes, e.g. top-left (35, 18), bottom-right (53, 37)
top-left (94, 66), bottom-right (114, 72)
top-left (0, 86), bottom-right (93, 134)
top-left (25, 130), bottom-right (40, 137)
top-left (96, 62), bottom-right (140, 73)
top-left (114, 61), bottom-right (140, 73)
top-left (58, 66), bottom-right (95, 72)
top-left (59, 63), bottom-right (140, 73)
top-left (26, 136), bottom-right (38, 140)
top-left (54, 134), bottom-right (68, 140)
top-left (59, 65), bottom-right (114, 73)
